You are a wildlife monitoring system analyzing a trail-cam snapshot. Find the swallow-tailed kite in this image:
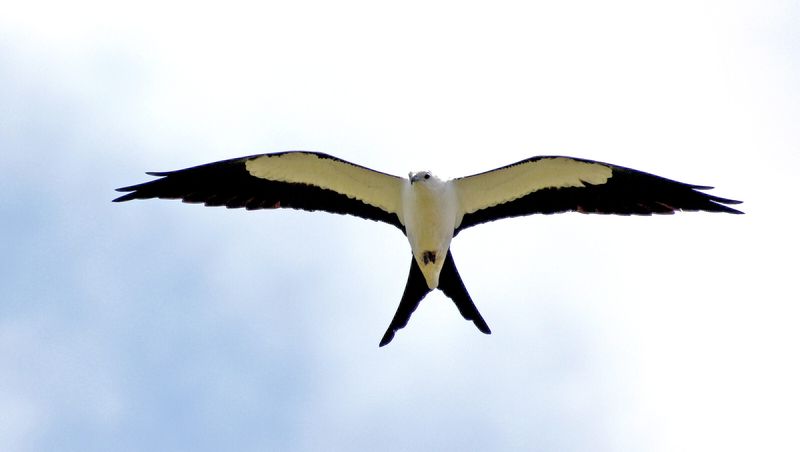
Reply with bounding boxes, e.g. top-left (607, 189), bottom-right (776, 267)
top-left (114, 152), bottom-right (742, 346)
